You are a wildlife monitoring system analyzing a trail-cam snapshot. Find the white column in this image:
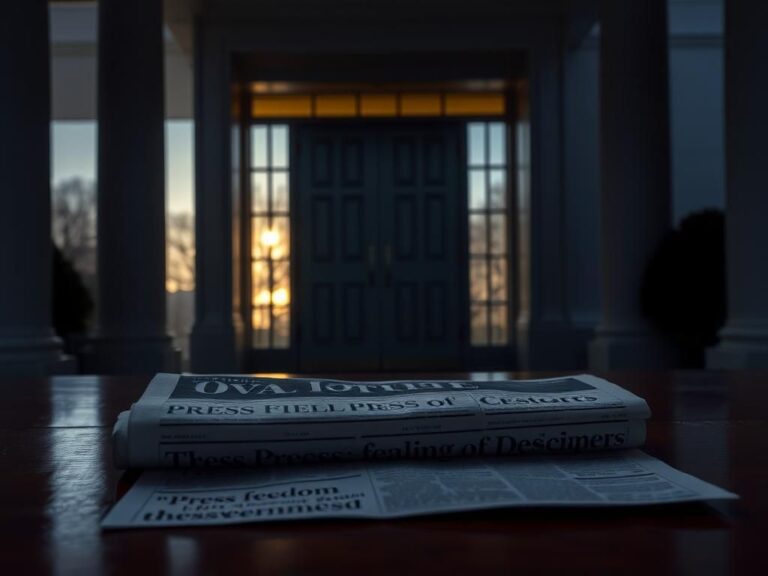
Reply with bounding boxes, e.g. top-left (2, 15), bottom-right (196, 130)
top-left (517, 39), bottom-right (574, 370)
top-left (0, 1), bottom-right (72, 376)
top-left (589, 0), bottom-right (673, 369)
top-left (86, 0), bottom-right (178, 373)
top-left (189, 23), bottom-right (243, 372)
top-left (707, 0), bottom-right (768, 369)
